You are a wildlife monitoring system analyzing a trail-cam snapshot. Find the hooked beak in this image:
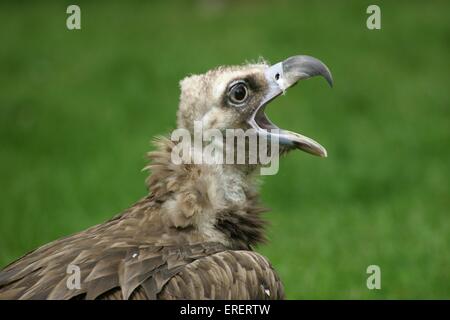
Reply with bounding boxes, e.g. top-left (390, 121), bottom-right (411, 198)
top-left (248, 55), bottom-right (333, 157)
